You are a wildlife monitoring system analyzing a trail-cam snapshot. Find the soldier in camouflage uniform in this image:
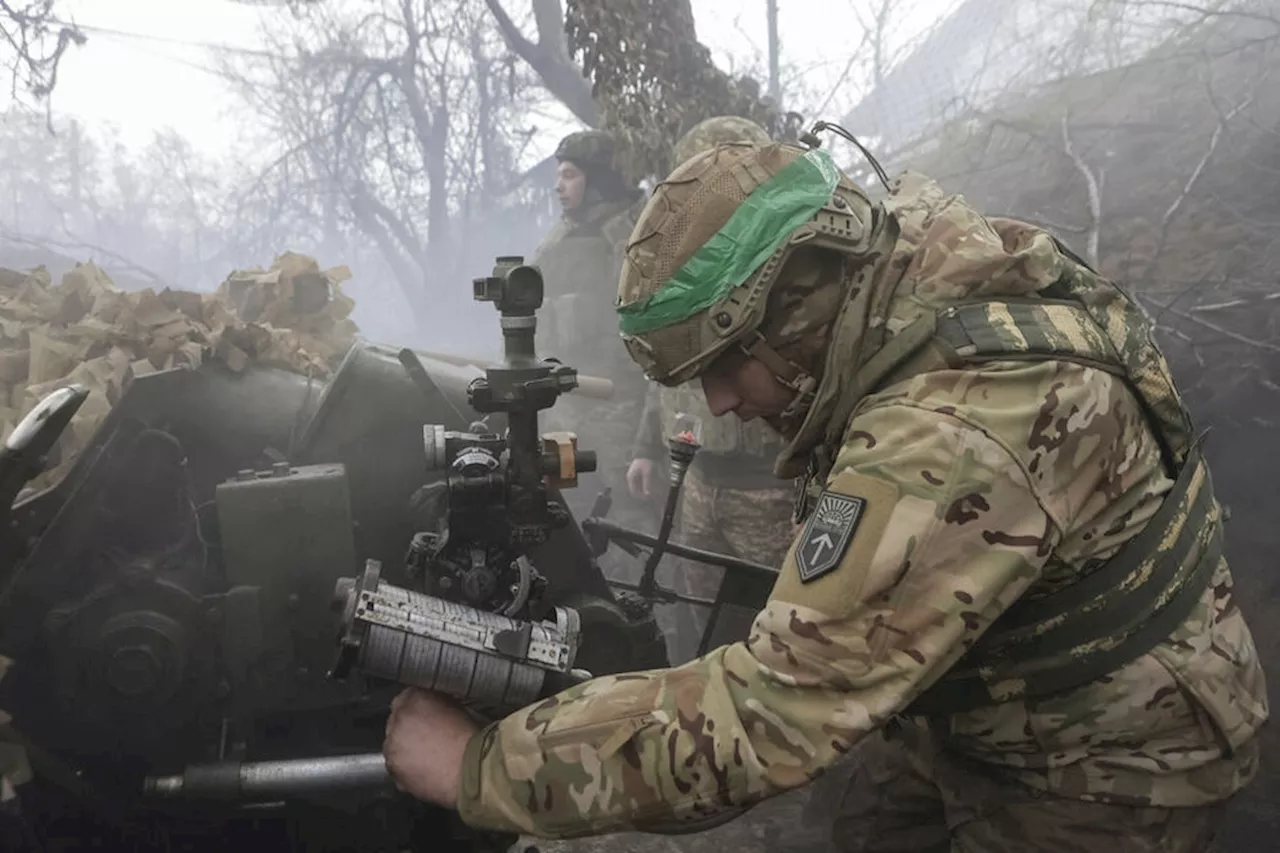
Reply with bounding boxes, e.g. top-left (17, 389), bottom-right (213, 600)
top-left (383, 141), bottom-right (1268, 851)
top-left (532, 130), bottom-right (649, 532)
top-left (628, 117), bottom-right (794, 663)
